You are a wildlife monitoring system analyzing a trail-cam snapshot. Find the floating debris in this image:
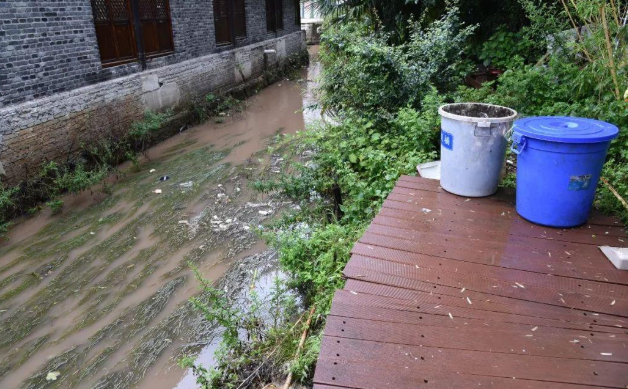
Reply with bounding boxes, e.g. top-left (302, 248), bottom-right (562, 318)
top-left (153, 189), bottom-right (162, 194)
top-left (179, 181), bottom-right (194, 188)
top-left (46, 371), bottom-right (61, 381)
top-left (149, 169), bottom-right (156, 173)
top-left (159, 176), bottom-right (170, 182)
